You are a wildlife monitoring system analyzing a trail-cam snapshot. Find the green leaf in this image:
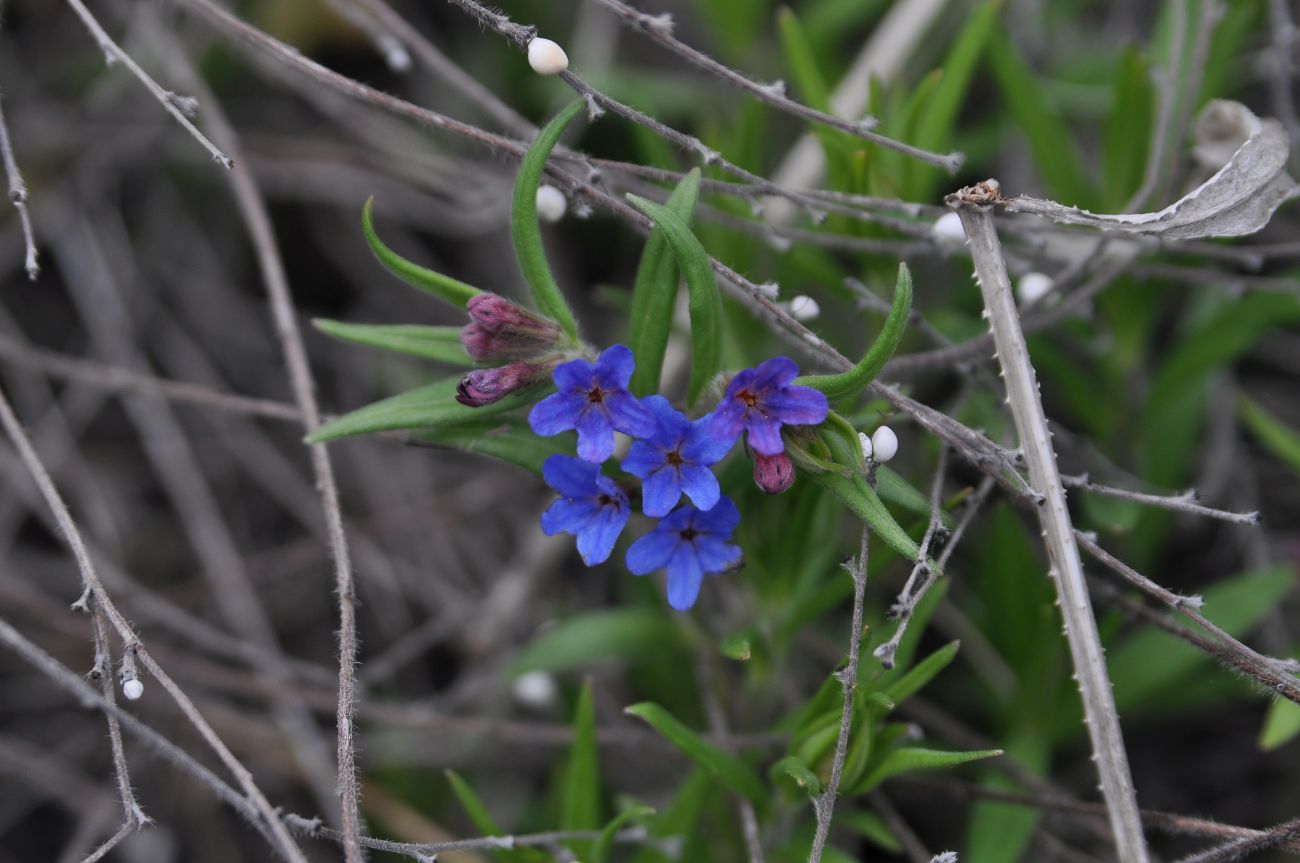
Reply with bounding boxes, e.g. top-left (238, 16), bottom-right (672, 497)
top-left (409, 419), bottom-right (567, 476)
top-left (308, 377), bottom-right (536, 443)
top-left (510, 609), bottom-right (686, 677)
top-left (361, 198), bottom-right (481, 308)
top-left (627, 169), bottom-right (702, 397)
top-left (986, 29), bottom-right (1090, 207)
top-left (797, 263), bottom-right (913, 401)
top-left (445, 770), bottom-right (544, 863)
top-left (593, 805), bottom-right (655, 863)
top-left (853, 747), bottom-right (1002, 794)
top-left (1110, 567), bottom-right (1297, 713)
top-left (626, 195), bottom-right (724, 407)
top-left (771, 755), bottom-right (821, 796)
top-left (313, 320), bottom-right (473, 366)
top-left (776, 7), bottom-right (830, 112)
top-left (1240, 396), bottom-right (1300, 477)
top-left (625, 702), bottom-right (766, 803)
top-left (810, 428), bottom-right (923, 565)
top-left (1260, 697), bottom-right (1300, 751)
top-left (720, 631), bottom-right (752, 662)
top-left (1102, 48), bottom-right (1154, 210)
top-left (562, 681), bottom-right (601, 857)
top-left (881, 641), bottom-right (959, 706)
top-left (513, 102), bottom-right (584, 339)
top-left (841, 810), bottom-right (902, 853)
